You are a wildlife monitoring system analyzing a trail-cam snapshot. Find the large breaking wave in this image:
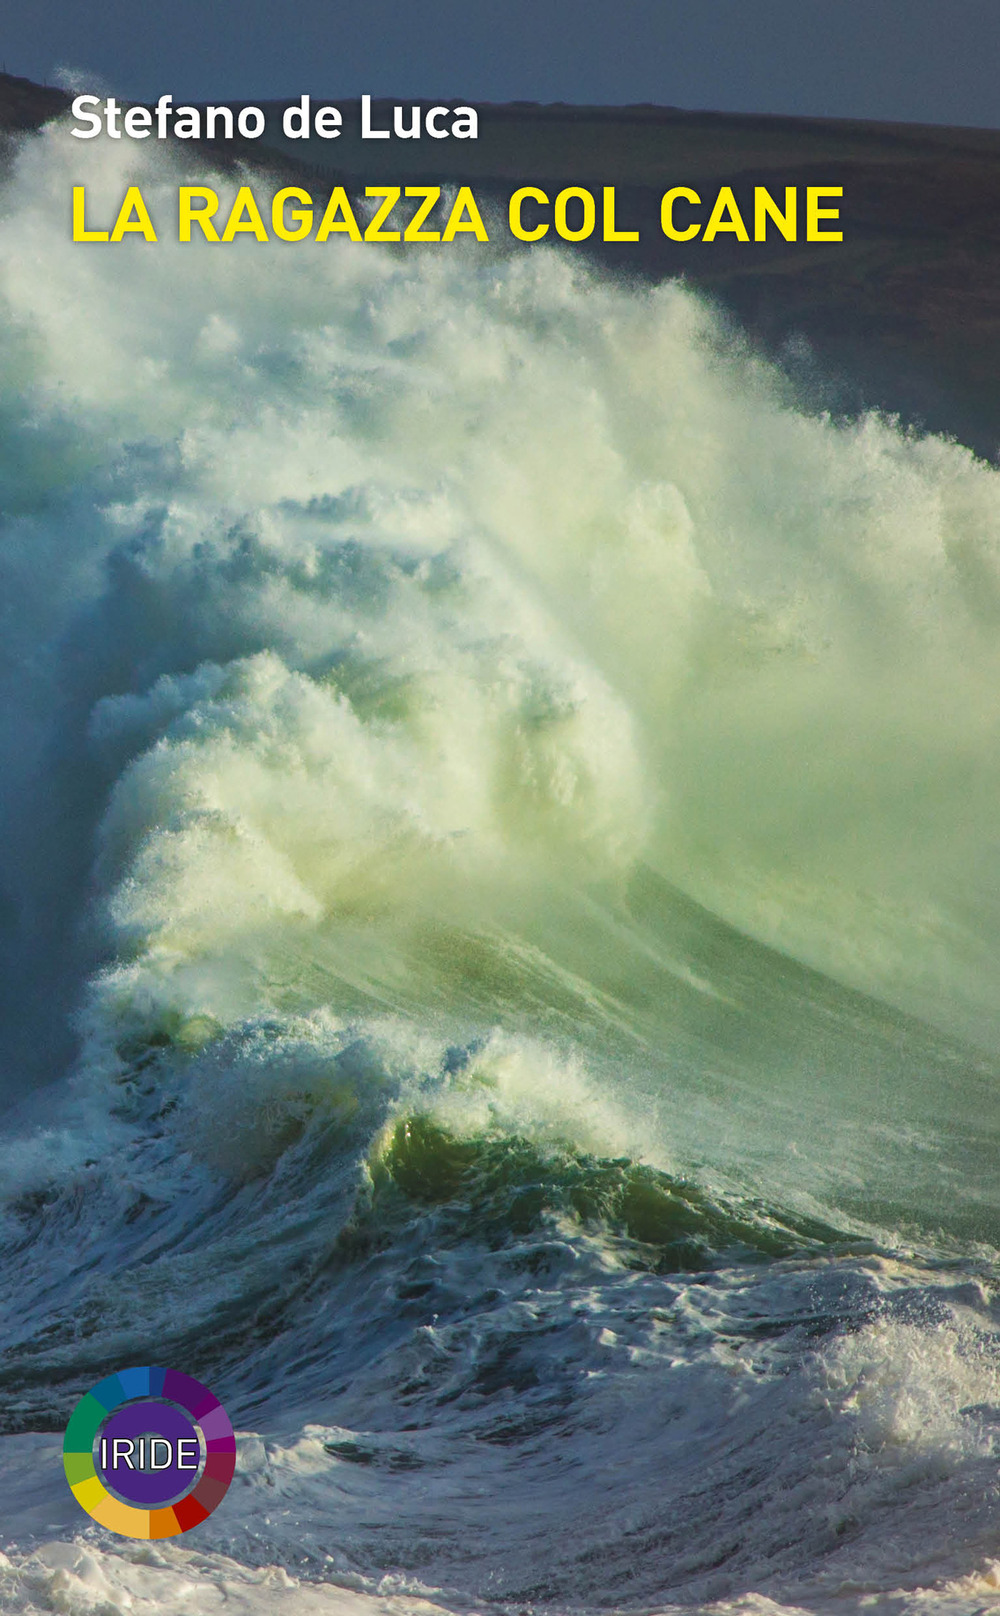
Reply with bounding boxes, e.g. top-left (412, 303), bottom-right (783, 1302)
top-left (3, 125), bottom-right (1000, 1615)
